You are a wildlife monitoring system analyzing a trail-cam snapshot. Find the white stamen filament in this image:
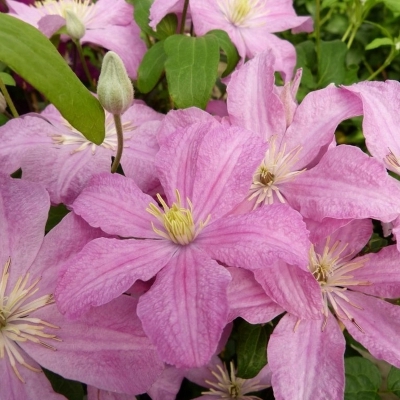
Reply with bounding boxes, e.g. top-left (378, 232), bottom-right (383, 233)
top-left (248, 137), bottom-right (305, 206)
top-left (0, 258), bottom-right (60, 382)
top-left (217, 0), bottom-right (269, 28)
top-left (385, 149), bottom-right (400, 175)
top-left (202, 361), bottom-right (269, 399)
